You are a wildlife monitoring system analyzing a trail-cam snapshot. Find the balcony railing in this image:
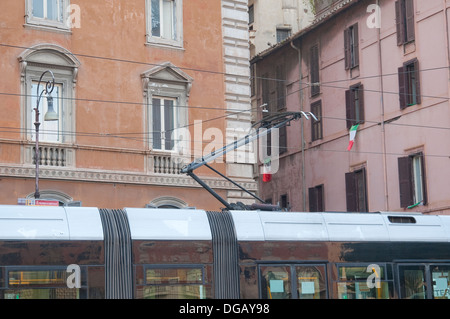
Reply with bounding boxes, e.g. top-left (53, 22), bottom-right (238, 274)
top-left (32, 146), bottom-right (67, 167)
top-left (153, 155), bottom-right (186, 175)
